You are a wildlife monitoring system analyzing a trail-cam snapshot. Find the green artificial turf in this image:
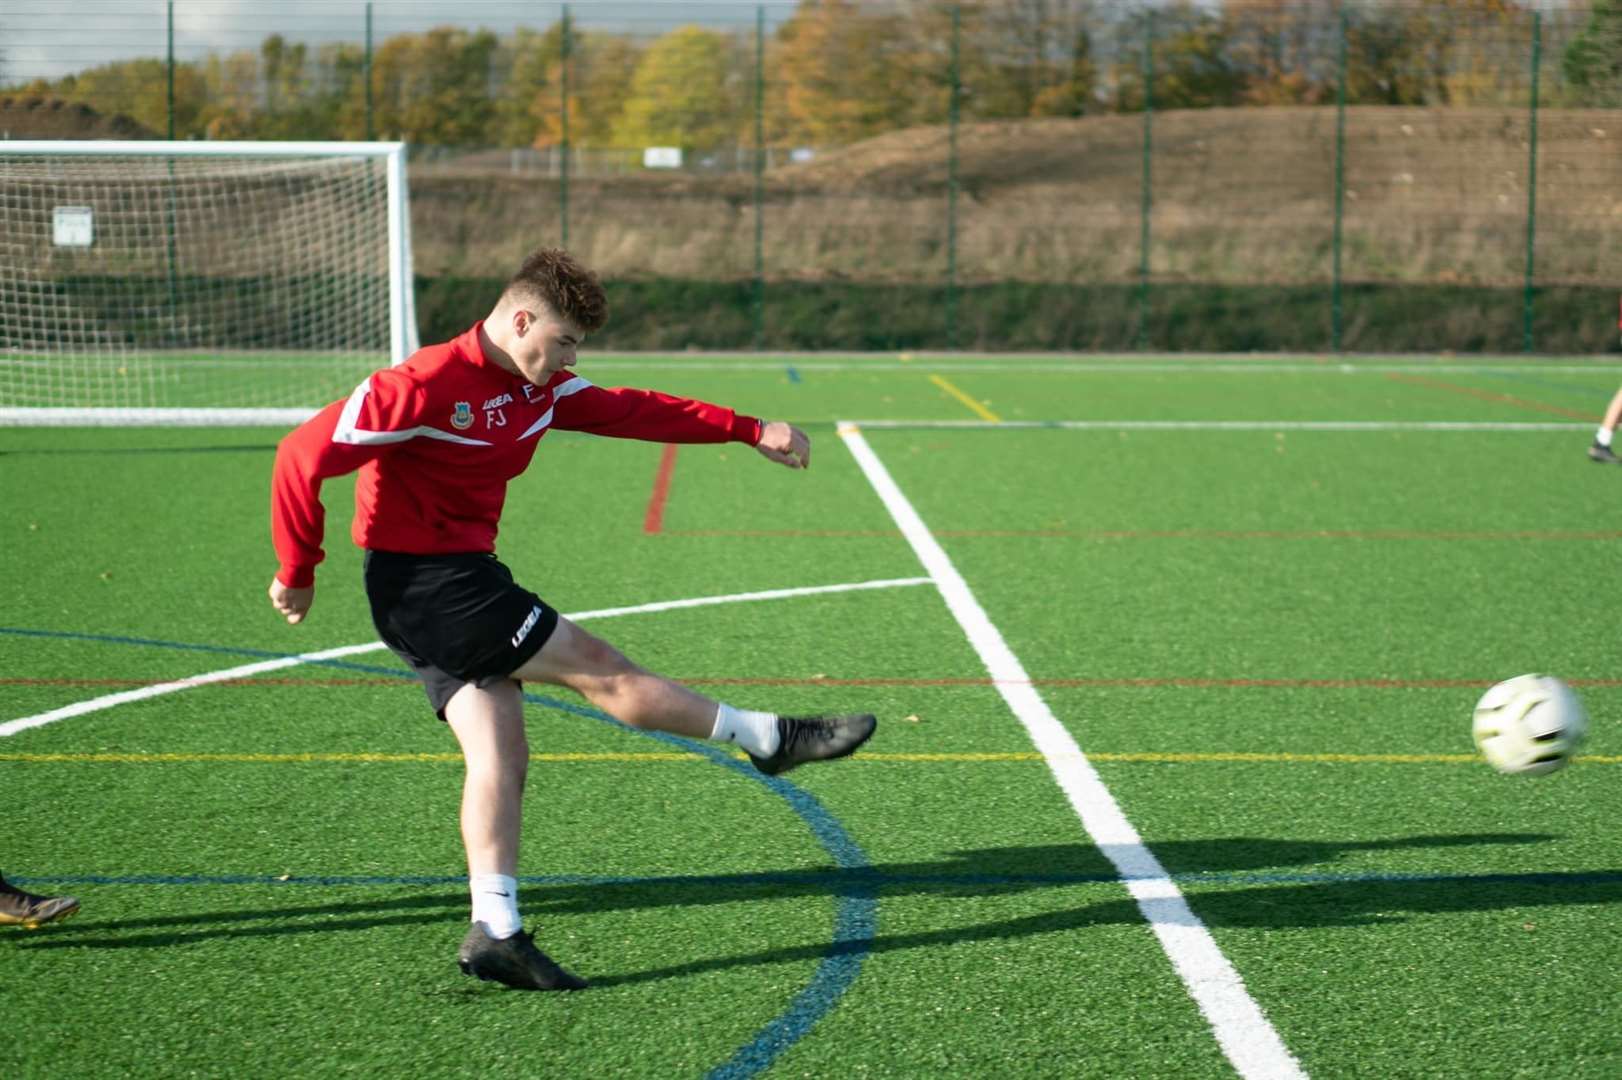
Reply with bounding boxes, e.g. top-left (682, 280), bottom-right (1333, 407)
top-left (3, 356), bottom-right (1620, 1078)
